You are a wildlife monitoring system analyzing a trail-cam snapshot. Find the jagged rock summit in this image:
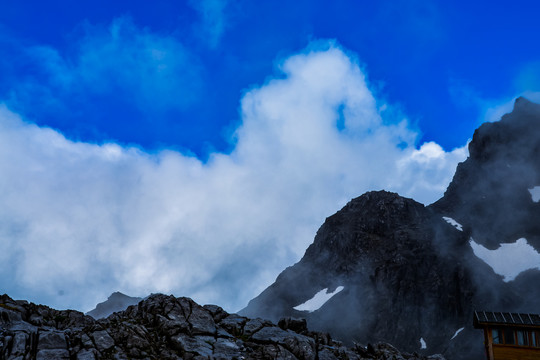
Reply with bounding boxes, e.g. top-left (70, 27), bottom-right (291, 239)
top-left (86, 292), bottom-right (142, 320)
top-left (432, 96), bottom-right (540, 250)
top-left (0, 293), bottom-right (445, 360)
top-left (242, 191), bottom-right (479, 357)
top-left (241, 97), bottom-right (540, 359)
